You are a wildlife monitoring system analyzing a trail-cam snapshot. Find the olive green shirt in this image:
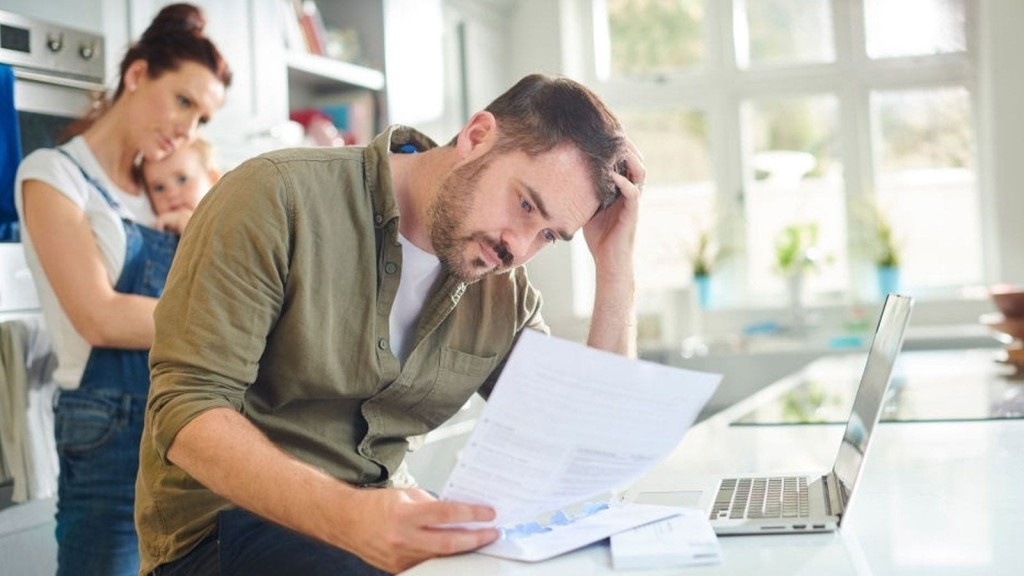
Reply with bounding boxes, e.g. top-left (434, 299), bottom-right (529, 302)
top-left (135, 126), bottom-right (548, 573)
